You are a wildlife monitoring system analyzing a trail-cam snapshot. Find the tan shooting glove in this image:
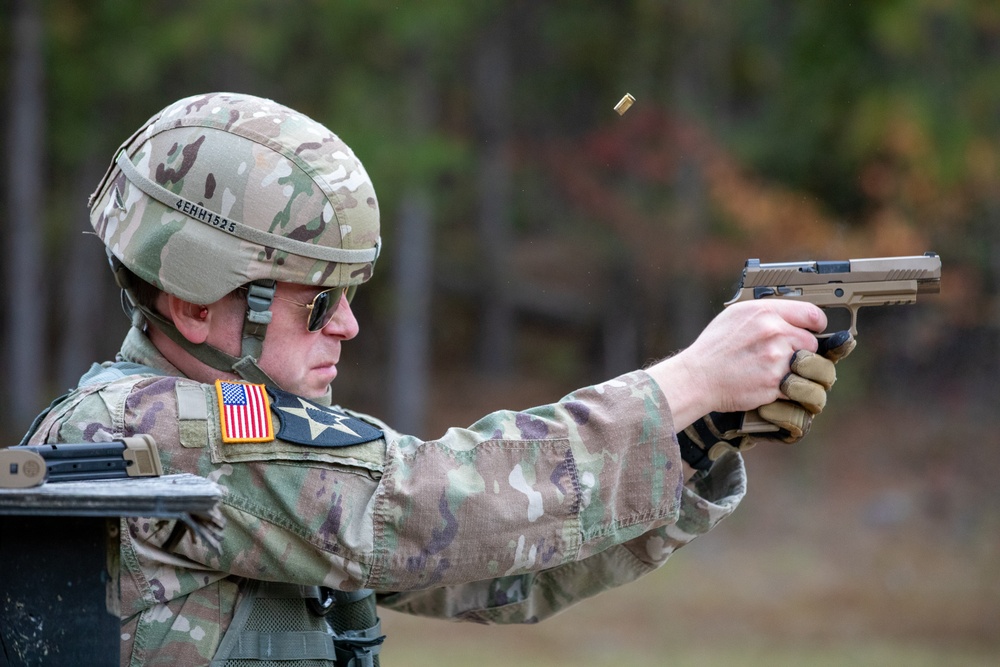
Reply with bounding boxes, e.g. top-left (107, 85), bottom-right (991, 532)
top-left (677, 330), bottom-right (856, 471)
